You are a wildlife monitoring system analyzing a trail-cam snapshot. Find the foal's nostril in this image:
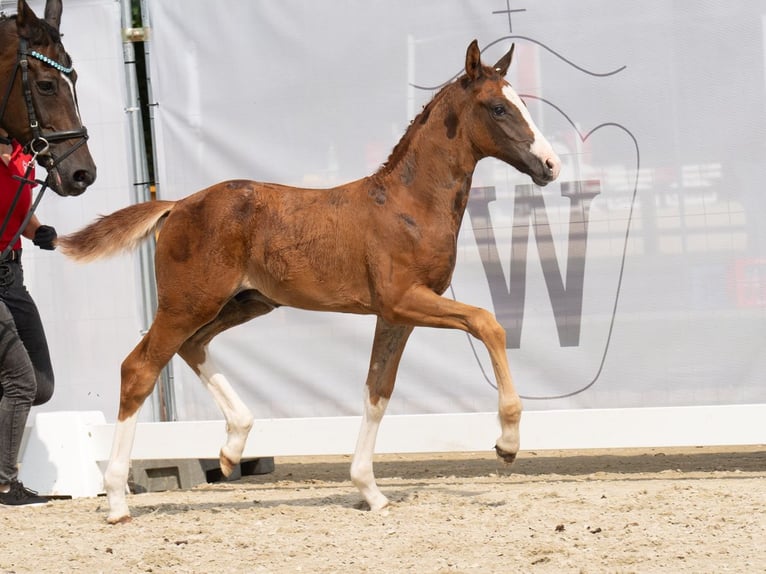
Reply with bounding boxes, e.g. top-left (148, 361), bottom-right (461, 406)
top-left (545, 158), bottom-right (556, 172)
